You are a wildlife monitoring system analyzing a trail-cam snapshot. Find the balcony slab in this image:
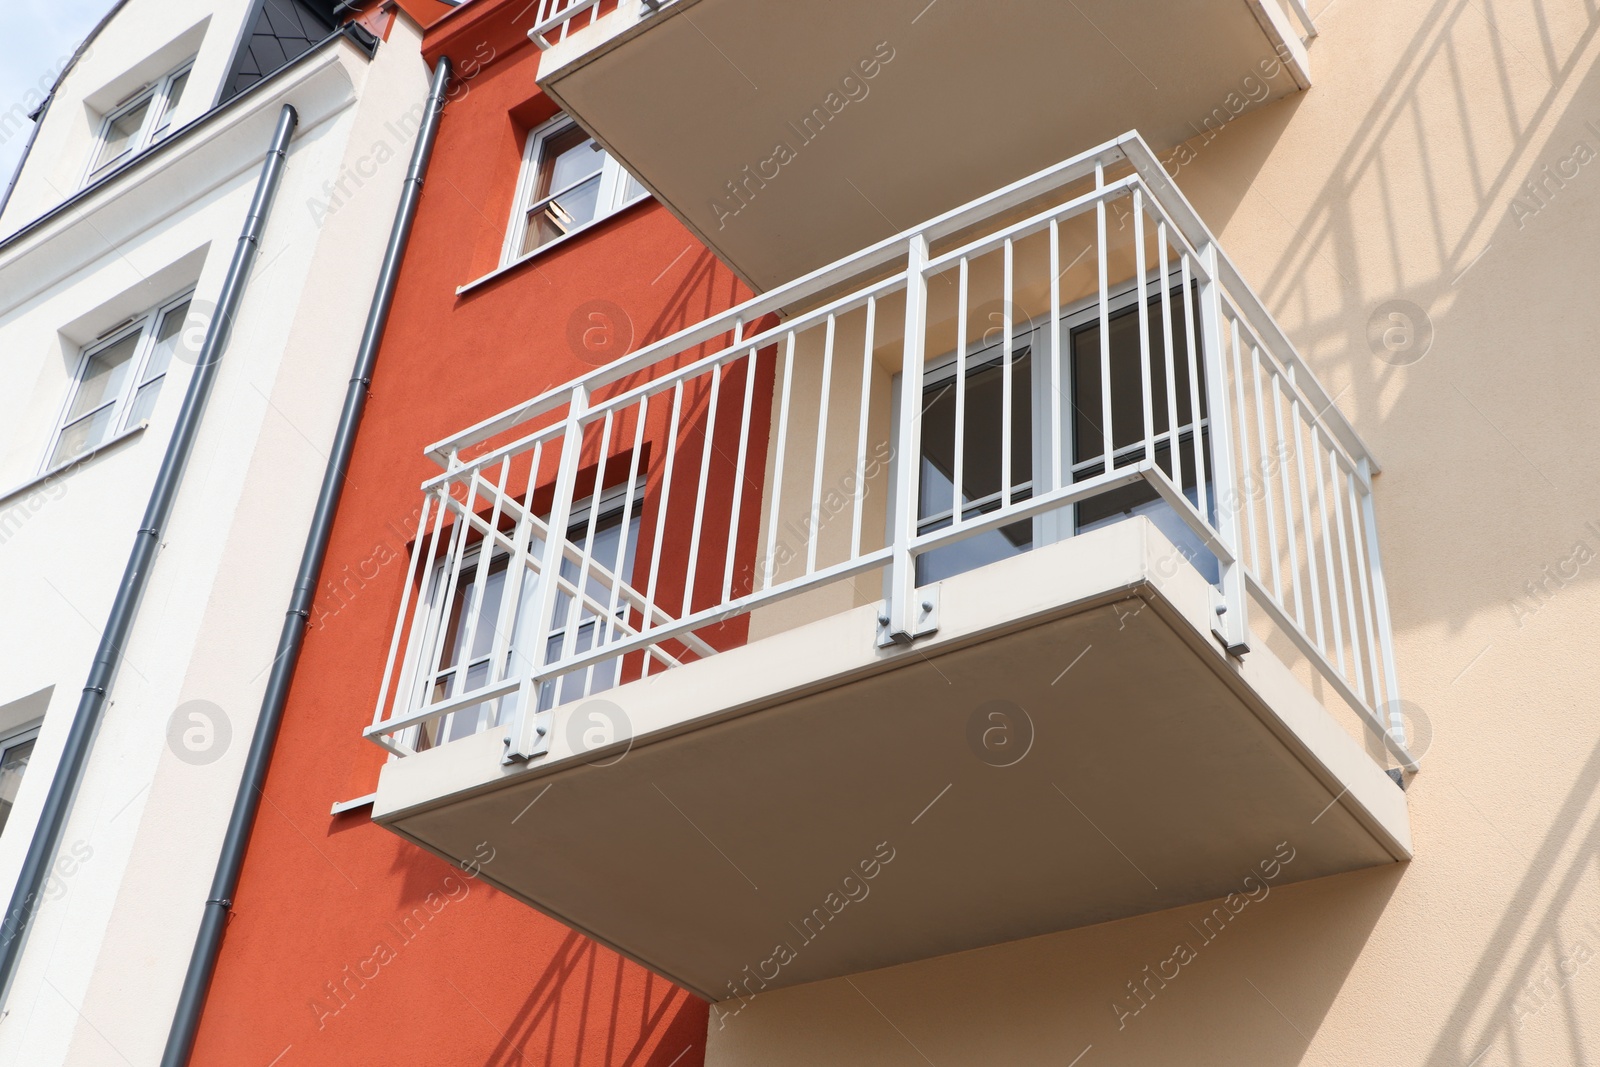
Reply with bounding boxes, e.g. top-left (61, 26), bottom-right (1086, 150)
top-left (373, 517), bottom-right (1408, 1001)
top-left (537, 0), bottom-right (1309, 290)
